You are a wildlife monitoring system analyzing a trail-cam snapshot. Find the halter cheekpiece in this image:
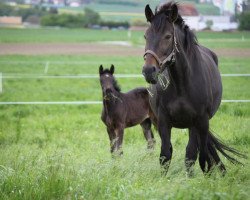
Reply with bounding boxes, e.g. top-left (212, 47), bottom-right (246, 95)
top-left (143, 23), bottom-right (179, 70)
